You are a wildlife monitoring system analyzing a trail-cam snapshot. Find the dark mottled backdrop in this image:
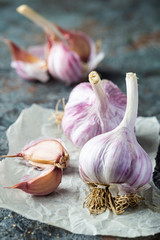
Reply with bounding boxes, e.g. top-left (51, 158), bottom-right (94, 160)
top-left (0, 0), bottom-right (160, 239)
